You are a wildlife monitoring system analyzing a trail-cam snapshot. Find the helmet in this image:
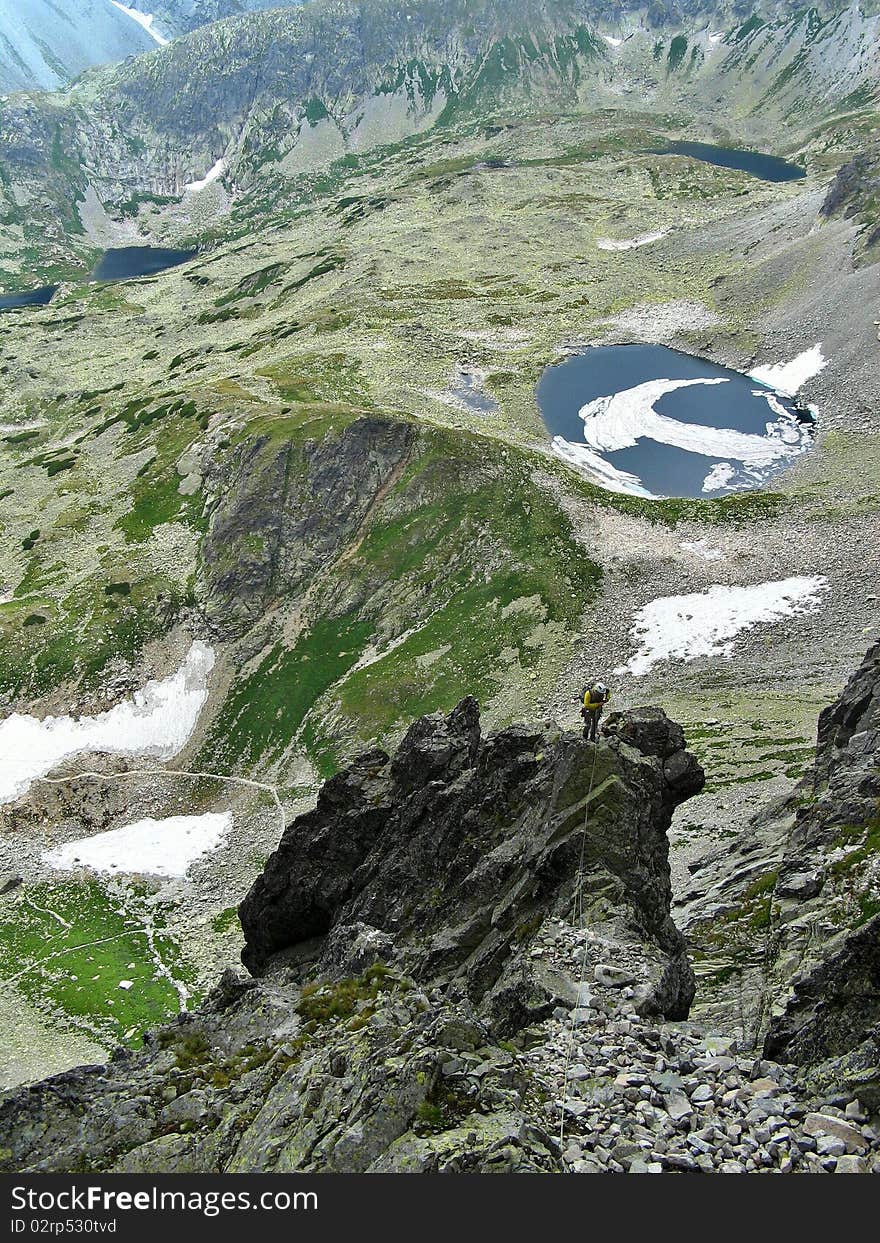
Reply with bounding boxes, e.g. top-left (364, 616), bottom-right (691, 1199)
top-left (594, 681), bottom-right (607, 694)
